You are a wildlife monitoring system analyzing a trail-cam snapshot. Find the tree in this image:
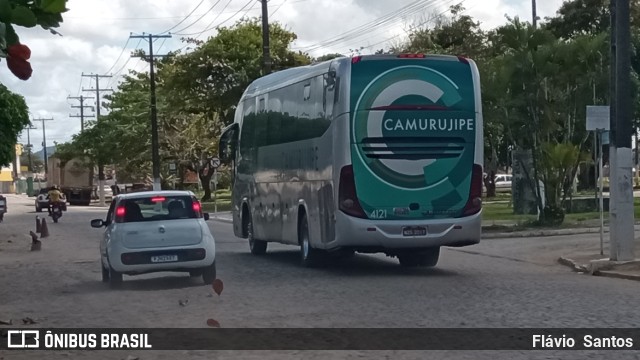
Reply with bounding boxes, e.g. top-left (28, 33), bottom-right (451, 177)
top-left (0, 83), bottom-right (29, 166)
top-left (0, 0), bottom-right (68, 80)
top-left (544, 0), bottom-right (640, 39)
top-left (159, 18), bottom-right (311, 200)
